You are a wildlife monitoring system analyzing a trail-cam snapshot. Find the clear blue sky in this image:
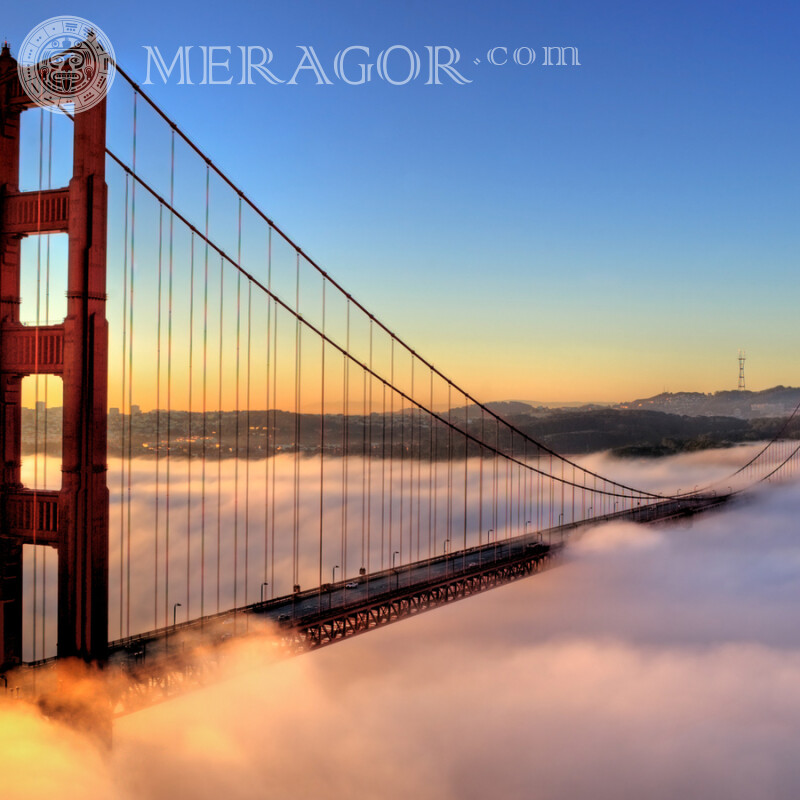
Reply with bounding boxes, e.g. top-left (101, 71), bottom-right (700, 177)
top-left (5, 1), bottom-right (800, 402)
